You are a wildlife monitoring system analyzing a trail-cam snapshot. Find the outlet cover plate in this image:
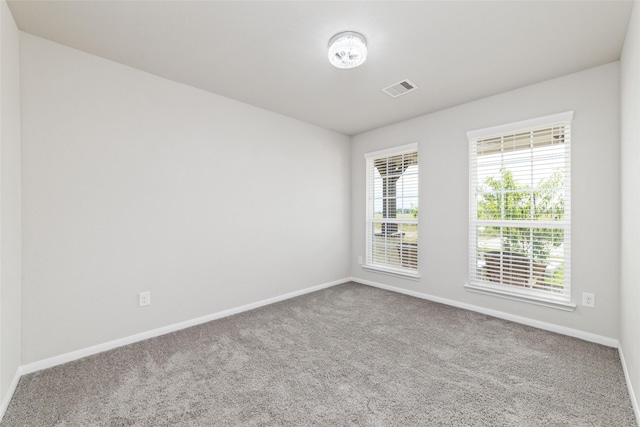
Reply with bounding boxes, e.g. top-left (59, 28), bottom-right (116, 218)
top-left (582, 292), bottom-right (595, 308)
top-left (139, 291), bottom-right (151, 307)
